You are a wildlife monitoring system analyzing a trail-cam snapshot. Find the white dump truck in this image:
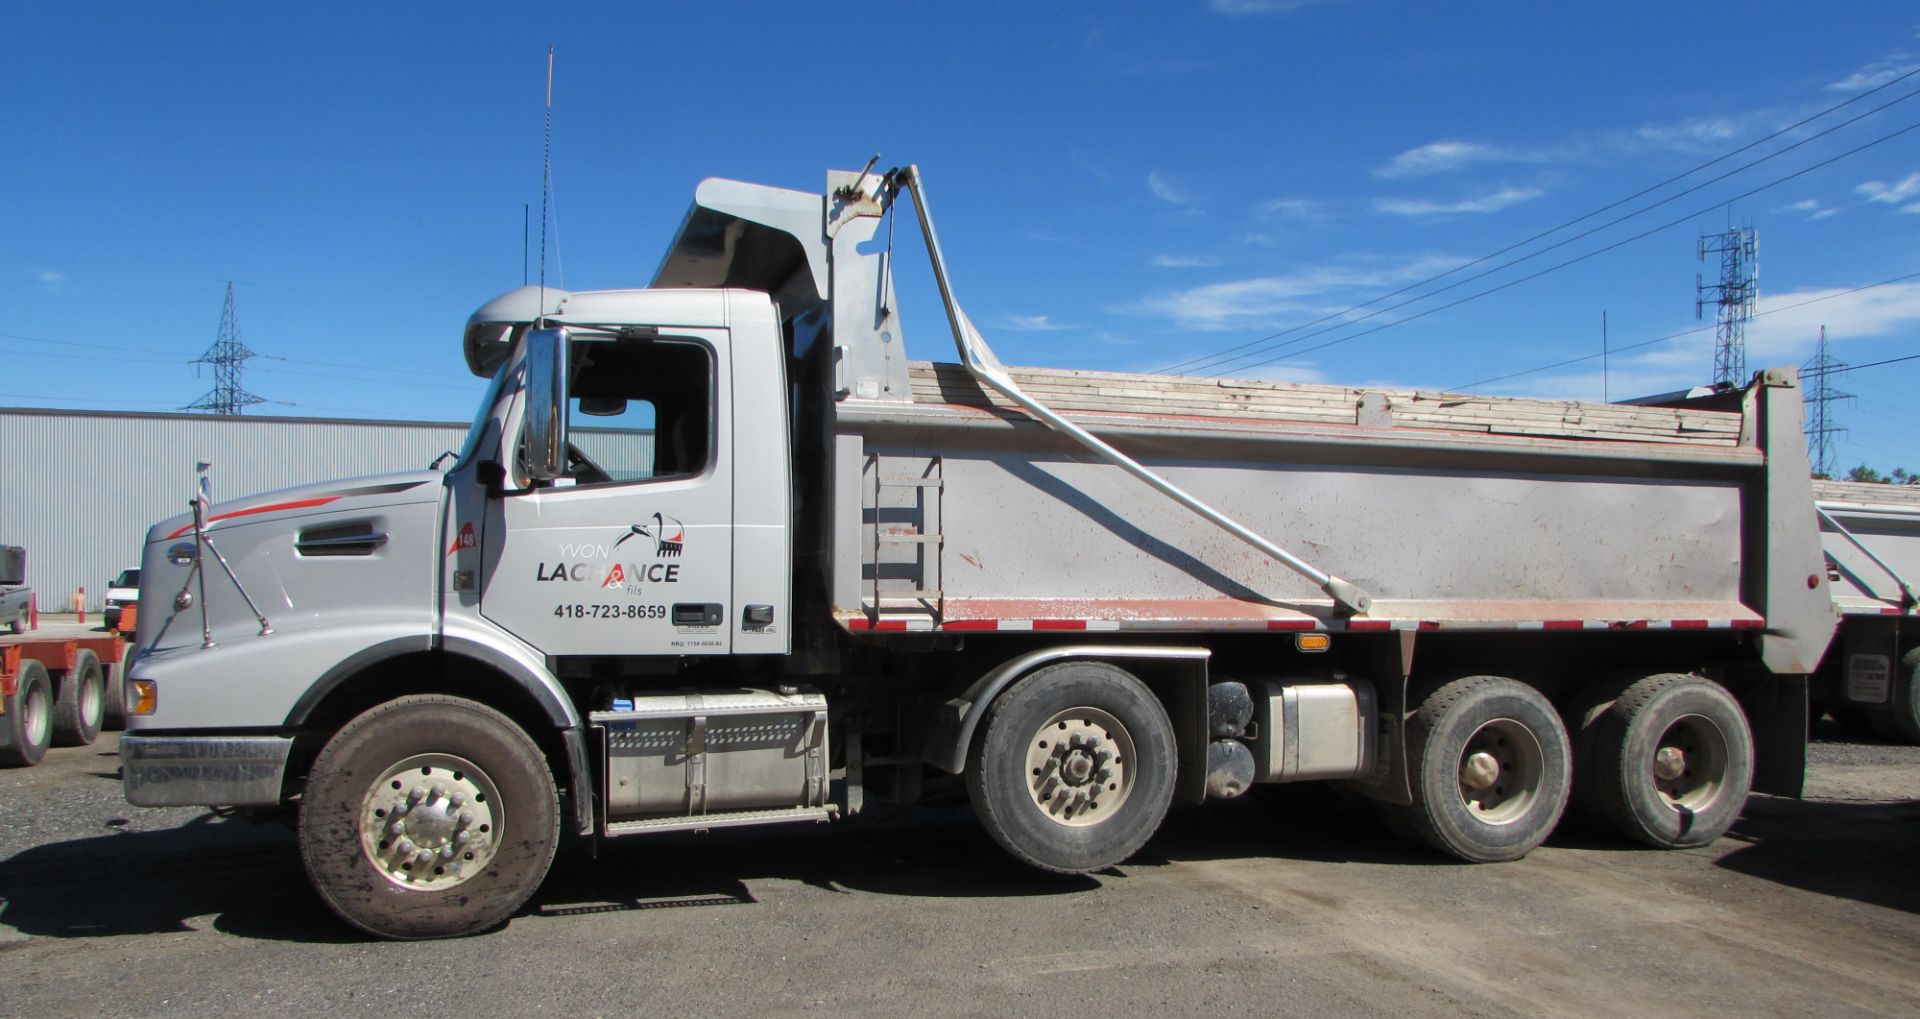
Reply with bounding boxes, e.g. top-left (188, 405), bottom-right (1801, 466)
top-left (1810, 480), bottom-right (1920, 739)
top-left (121, 166), bottom-right (1847, 939)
